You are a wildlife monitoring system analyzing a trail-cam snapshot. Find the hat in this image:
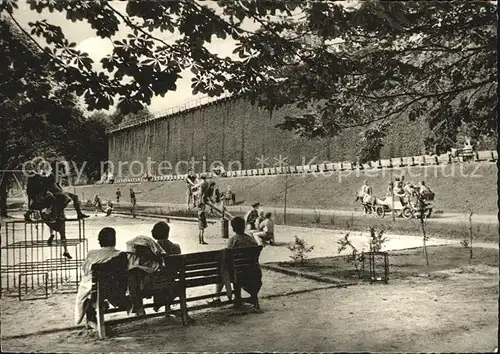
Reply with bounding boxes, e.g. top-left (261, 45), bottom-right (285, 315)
top-left (252, 202), bottom-right (260, 208)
